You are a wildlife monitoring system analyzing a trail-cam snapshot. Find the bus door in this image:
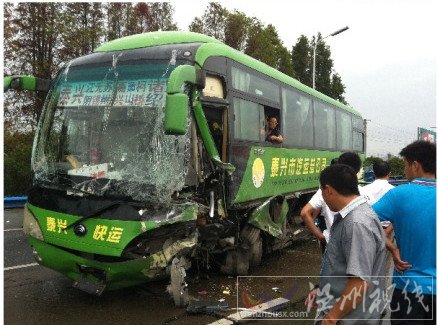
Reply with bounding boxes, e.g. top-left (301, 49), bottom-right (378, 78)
top-left (202, 103), bottom-right (227, 161)
top-left (201, 74), bottom-right (228, 162)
